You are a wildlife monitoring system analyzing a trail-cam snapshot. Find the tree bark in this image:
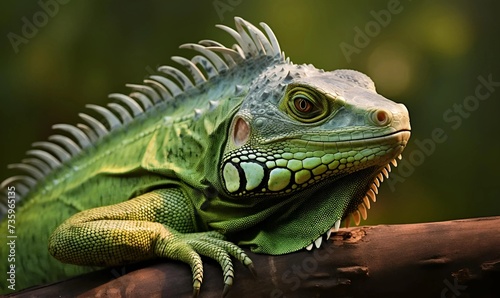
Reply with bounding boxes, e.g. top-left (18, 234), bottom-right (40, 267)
top-left (8, 216), bottom-right (500, 298)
